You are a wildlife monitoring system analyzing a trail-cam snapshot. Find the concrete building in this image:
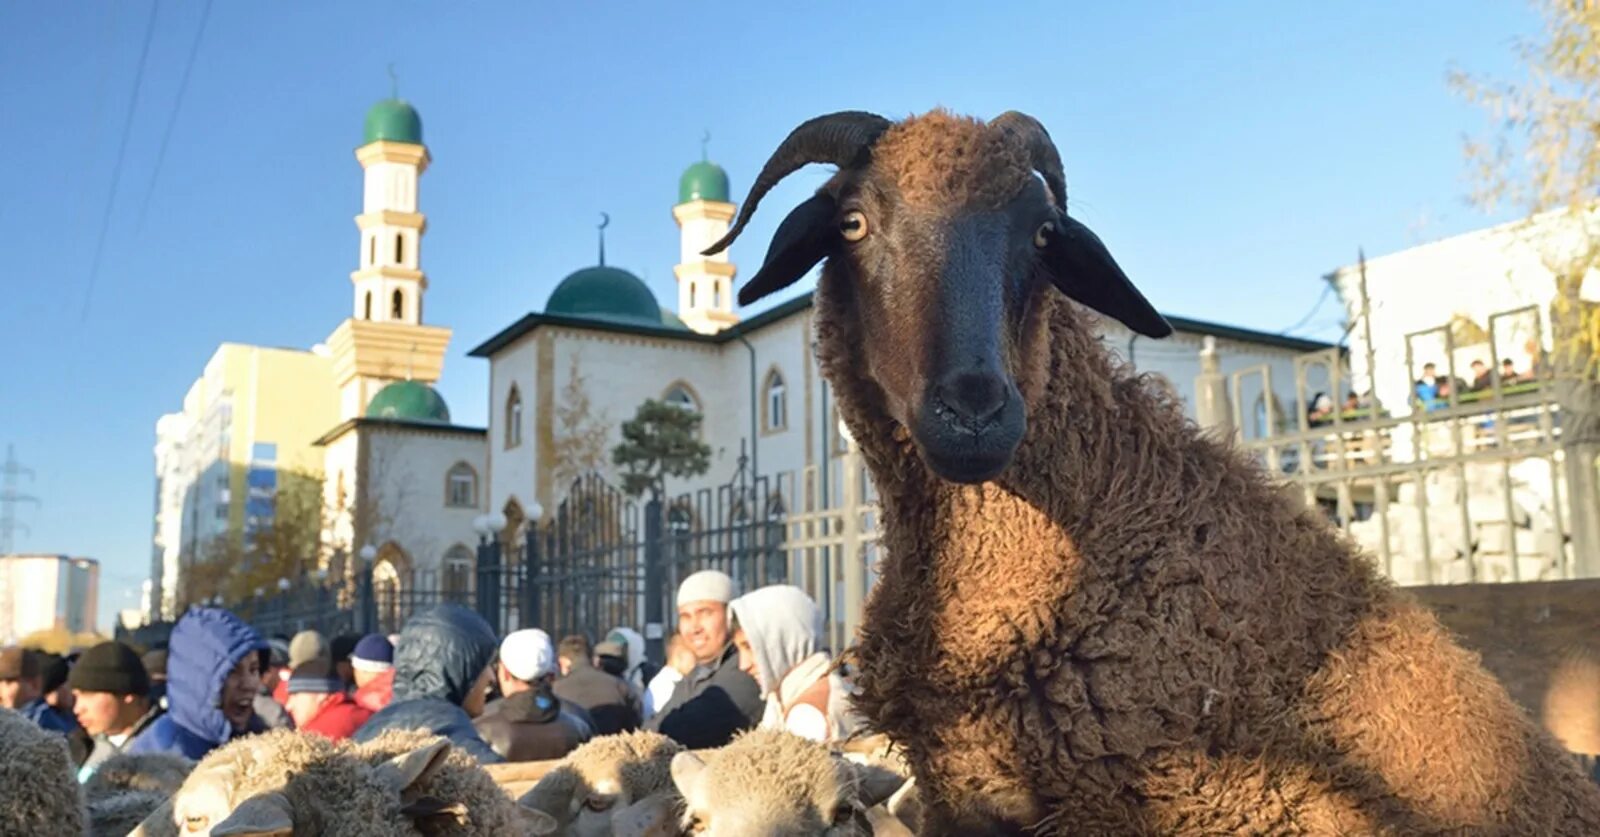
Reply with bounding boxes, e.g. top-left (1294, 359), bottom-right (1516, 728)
top-left (0, 553), bottom-right (99, 644)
